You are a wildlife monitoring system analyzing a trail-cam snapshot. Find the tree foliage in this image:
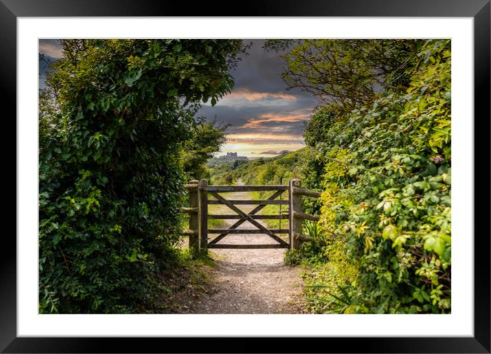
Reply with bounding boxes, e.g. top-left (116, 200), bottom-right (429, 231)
top-left (265, 39), bottom-right (420, 115)
top-left (182, 120), bottom-right (228, 180)
top-left (39, 39), bottom-right (245, 313)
